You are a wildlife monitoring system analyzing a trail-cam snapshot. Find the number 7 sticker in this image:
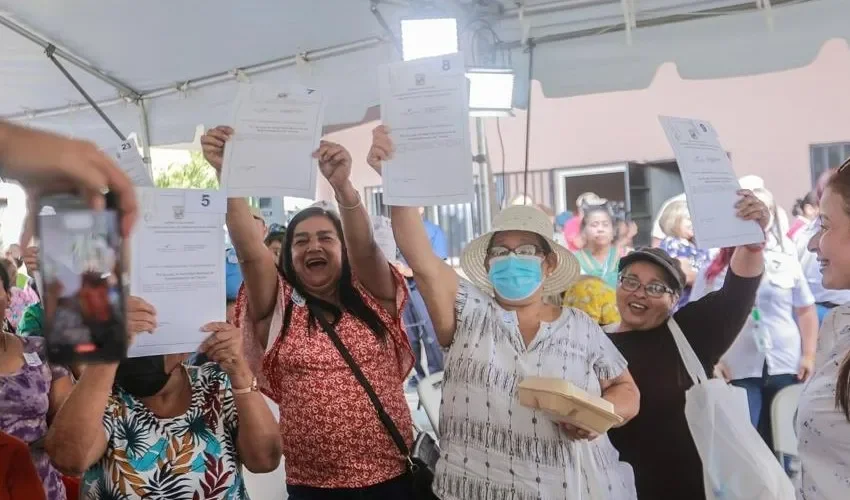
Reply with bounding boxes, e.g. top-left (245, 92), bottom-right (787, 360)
top-left (184, 189), bottom-right (226, 213)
